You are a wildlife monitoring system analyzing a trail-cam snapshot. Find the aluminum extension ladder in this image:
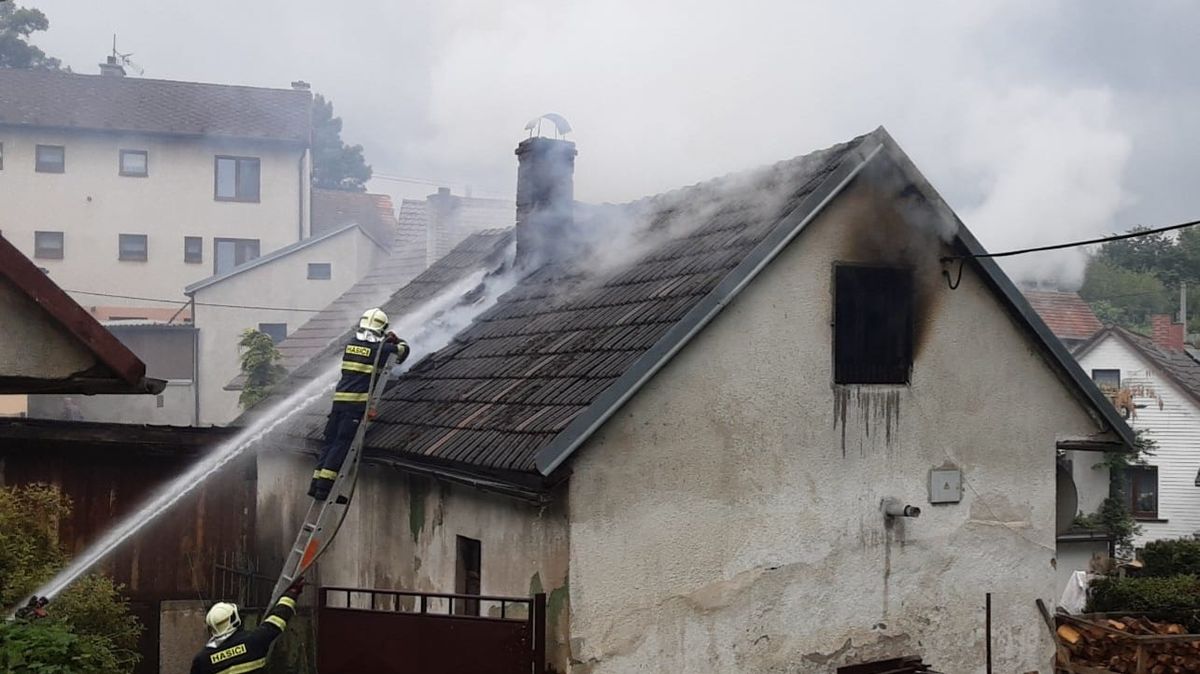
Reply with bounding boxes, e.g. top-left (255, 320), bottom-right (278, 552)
top-left (268, 350), bottom-right (396, 606)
